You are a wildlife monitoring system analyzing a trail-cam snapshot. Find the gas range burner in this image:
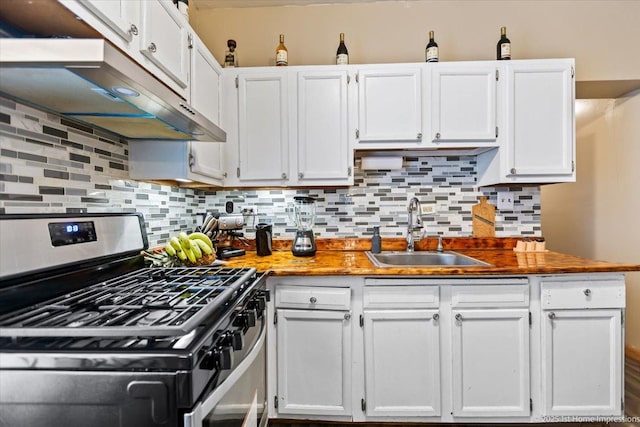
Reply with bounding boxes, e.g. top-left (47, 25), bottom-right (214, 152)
top-left (66, 311), bottom-right (101, 328)
top-left (0, 266), bottom-right (258, 338)
top-left (136, 309), bottom-right (180, 327)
